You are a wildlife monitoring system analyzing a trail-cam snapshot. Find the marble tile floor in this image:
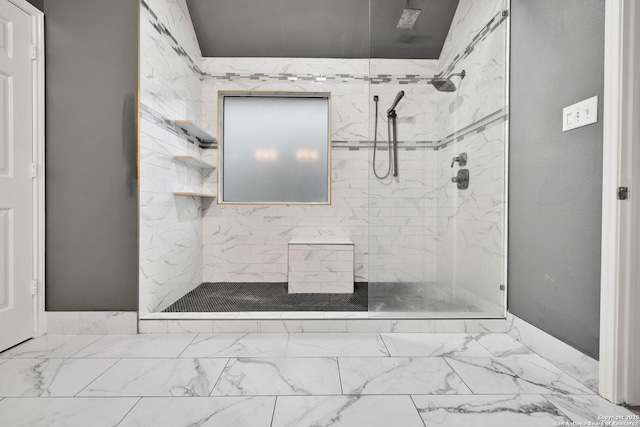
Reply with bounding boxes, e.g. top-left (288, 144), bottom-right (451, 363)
top-left (0, 332), bottom-right (637, 427)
